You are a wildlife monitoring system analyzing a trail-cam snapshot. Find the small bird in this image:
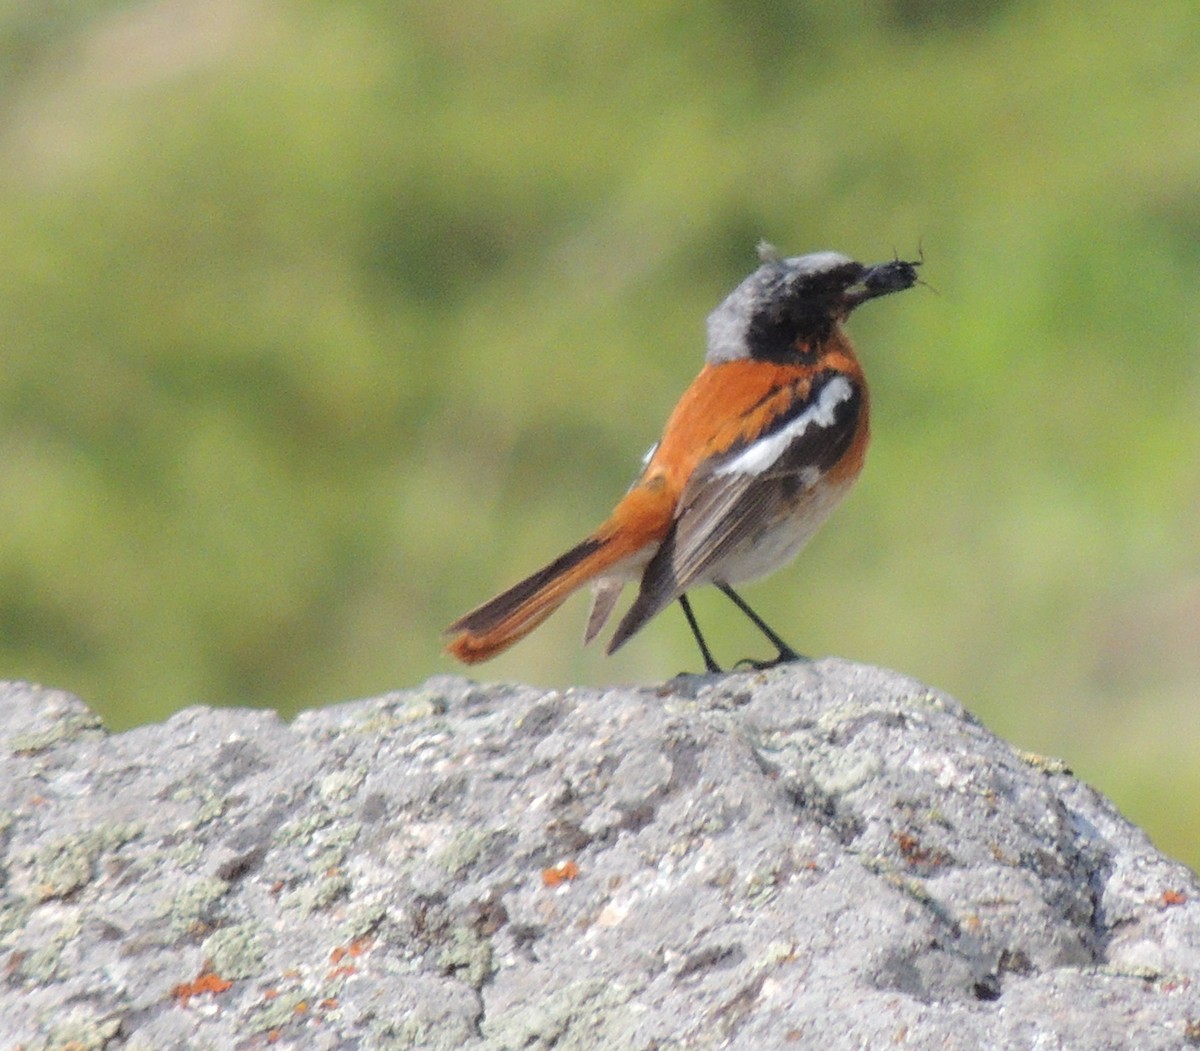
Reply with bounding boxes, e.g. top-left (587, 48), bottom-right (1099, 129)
top-left (445, 246), bottom-right (919, 672)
